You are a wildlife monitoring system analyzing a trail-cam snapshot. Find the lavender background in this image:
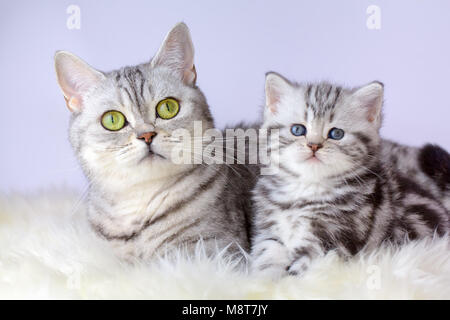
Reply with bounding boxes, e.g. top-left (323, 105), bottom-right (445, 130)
top-left (1, 0), bottom-right (449, 193)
